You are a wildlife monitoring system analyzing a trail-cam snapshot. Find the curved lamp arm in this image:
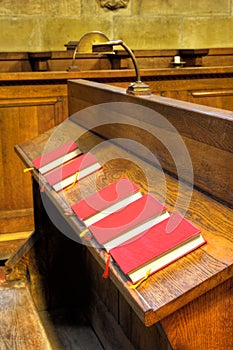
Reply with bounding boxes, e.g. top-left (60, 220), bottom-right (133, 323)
top-left (67, 31), bottom-right (151, 95)
top-left (93, 39), bottom-right (151, 95)
top-left (98, 40), bottom-right (141, 83)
